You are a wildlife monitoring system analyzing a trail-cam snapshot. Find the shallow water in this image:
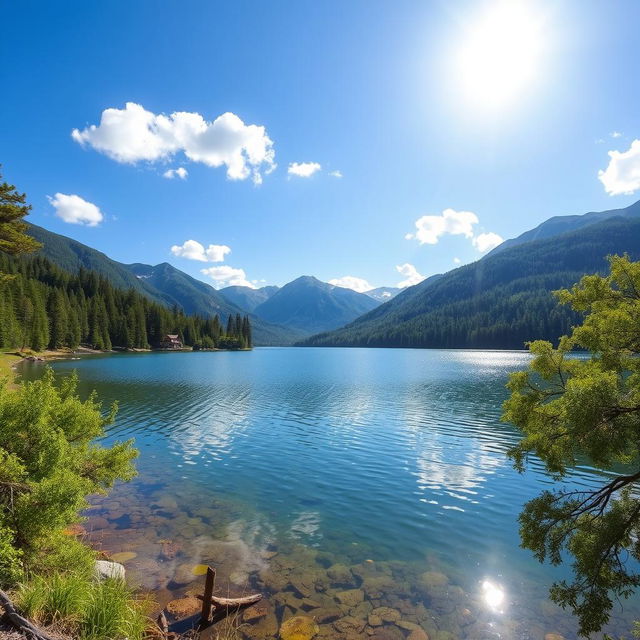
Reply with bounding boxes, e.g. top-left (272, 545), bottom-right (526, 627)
top-left (20, 348), bottom-right (640, 638)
